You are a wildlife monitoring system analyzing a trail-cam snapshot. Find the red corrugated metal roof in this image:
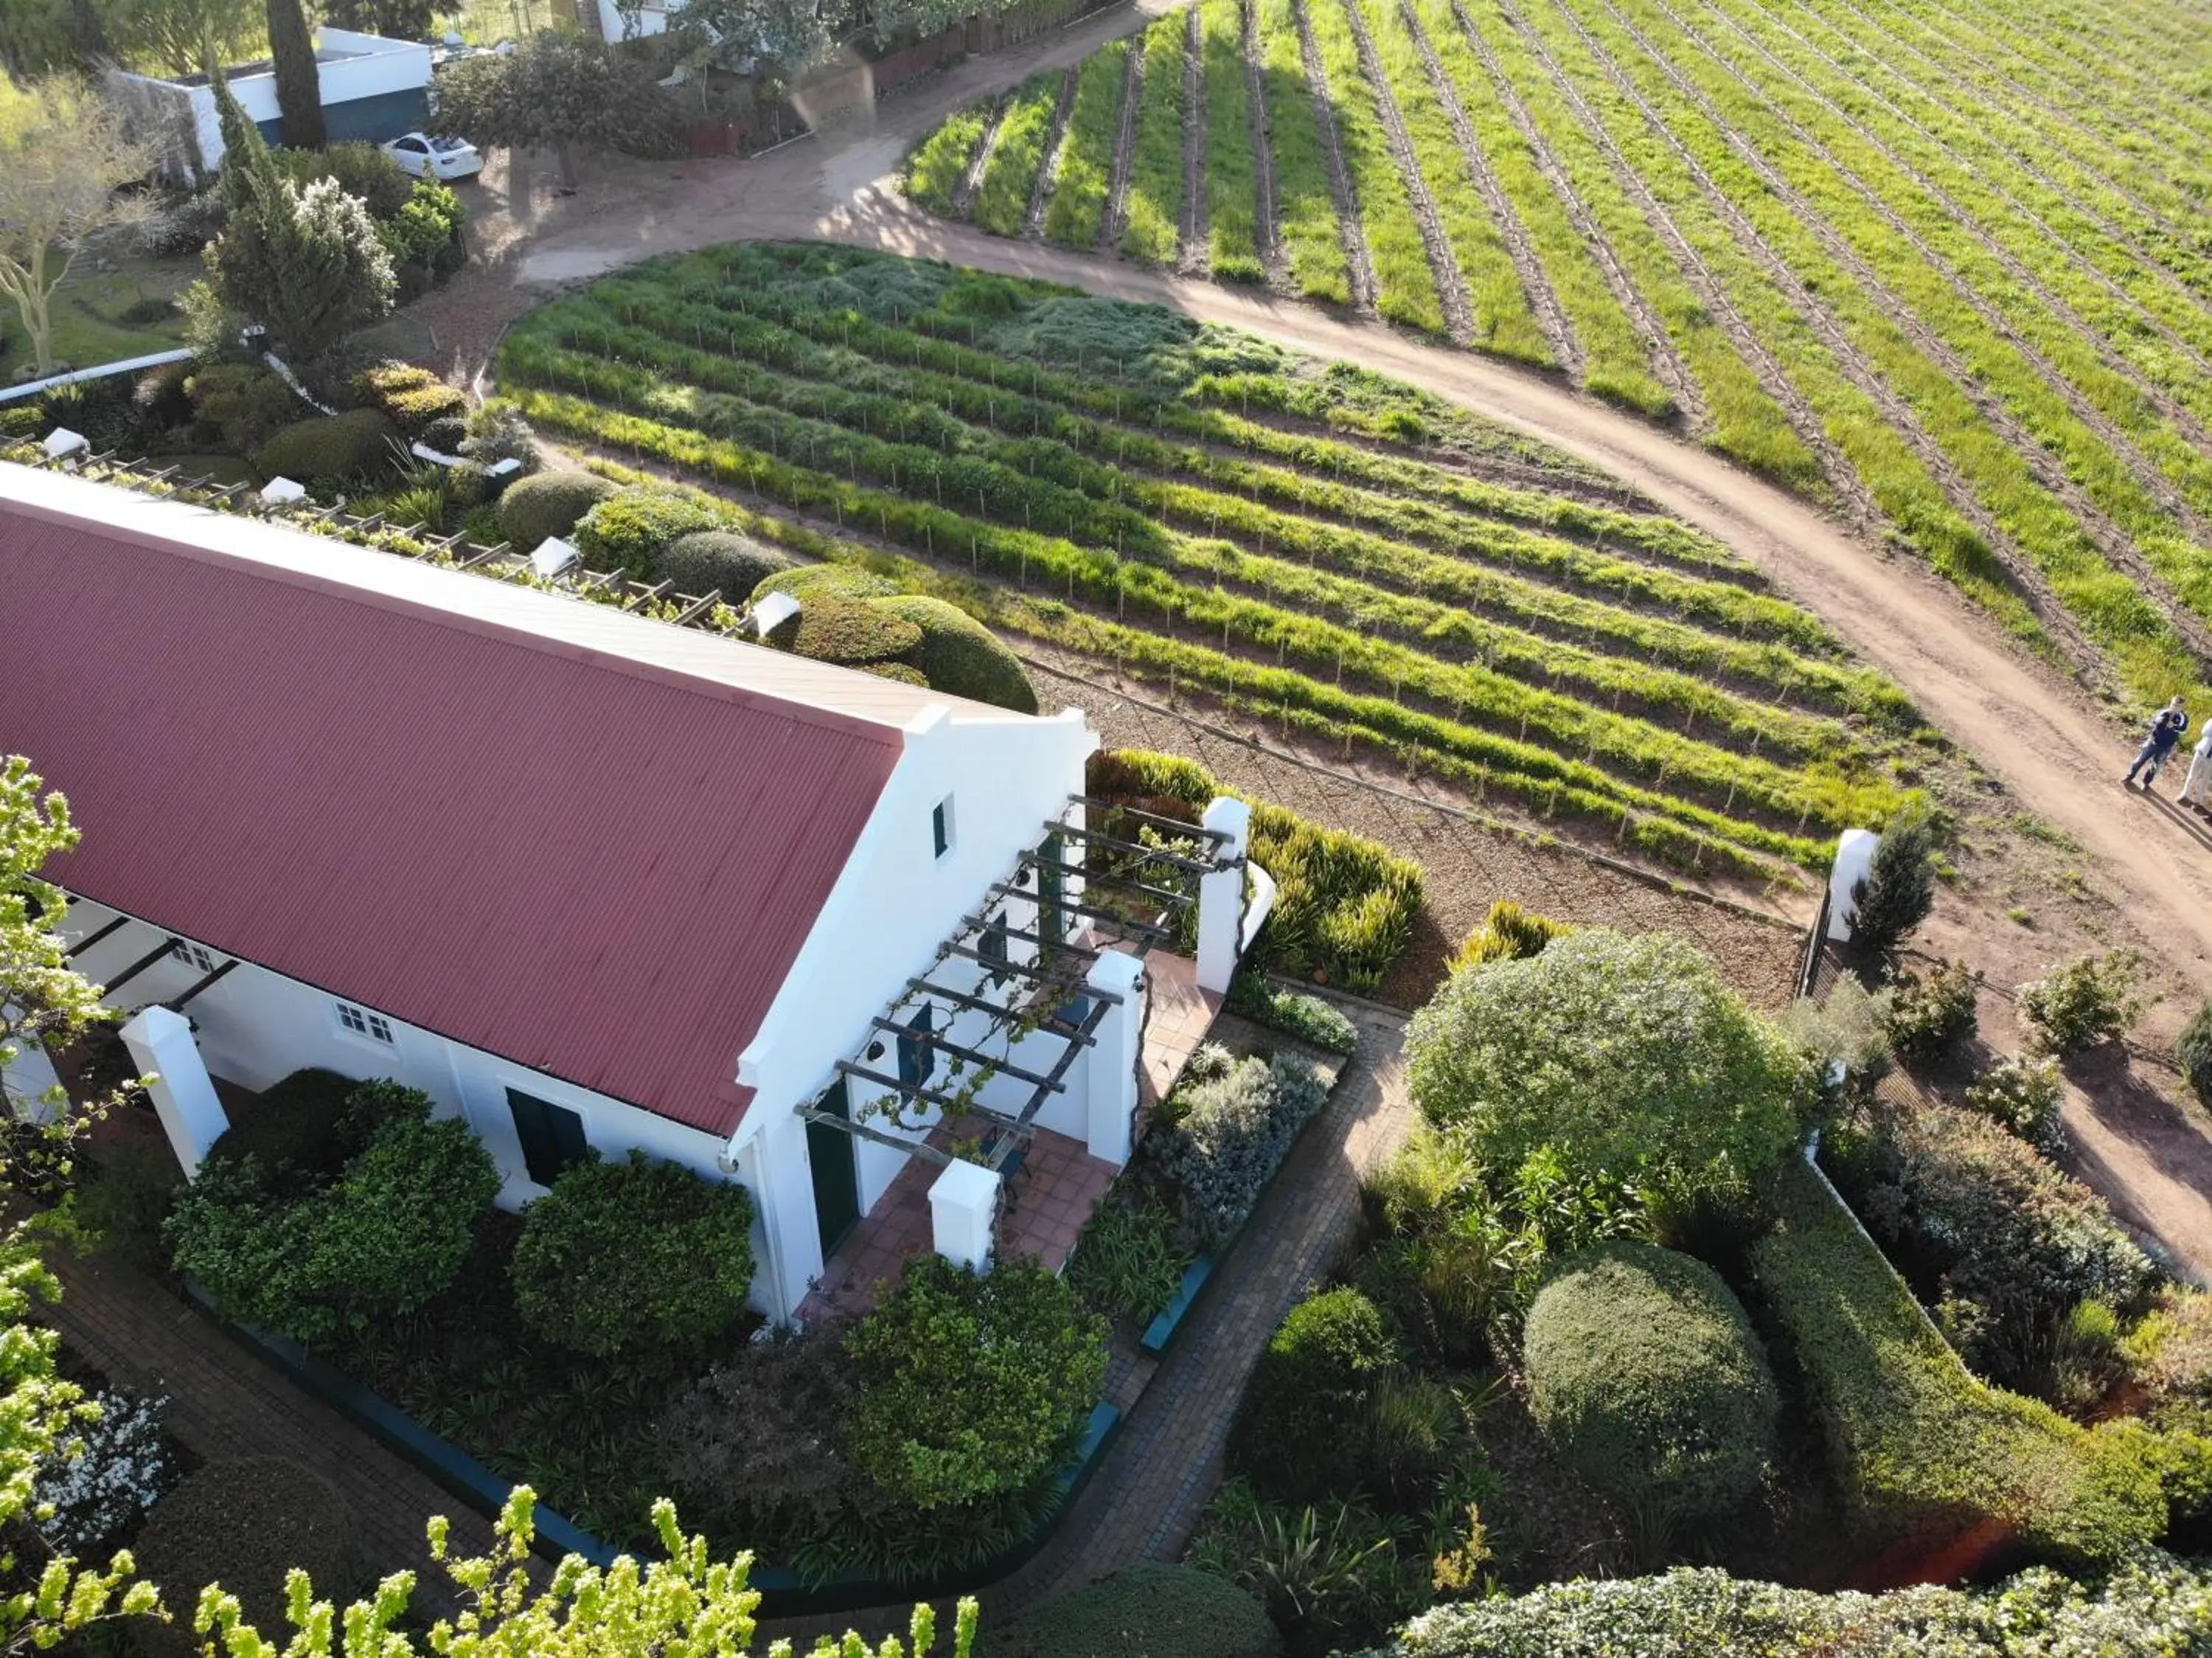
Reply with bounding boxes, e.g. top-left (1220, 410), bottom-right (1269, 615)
top-left (0, 472), bottom-right (907, 1138)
